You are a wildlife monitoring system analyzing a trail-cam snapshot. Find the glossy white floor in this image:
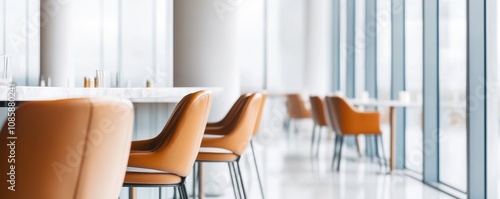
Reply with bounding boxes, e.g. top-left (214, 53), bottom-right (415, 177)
top-left (119, 98), bottom-right (455, 199)
top-left (120, 129), bottom-right (455, 199)
top-left (229, 130), bottom-right (455, 199)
